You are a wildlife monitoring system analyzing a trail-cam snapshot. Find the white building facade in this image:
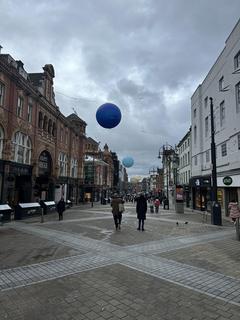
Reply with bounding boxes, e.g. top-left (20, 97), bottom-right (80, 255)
top-left (191, 19), bottom-right (240, 215)
top-left (177, 128), bottom-right (192, 207)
